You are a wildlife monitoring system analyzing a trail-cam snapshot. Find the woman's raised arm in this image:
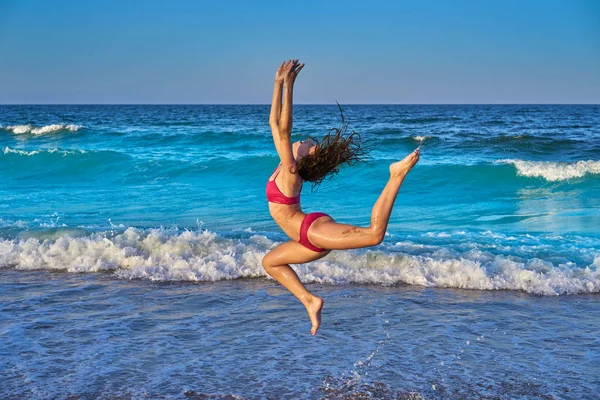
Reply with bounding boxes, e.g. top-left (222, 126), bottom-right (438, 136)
top-left (269, 62), bottom-right (285, 130)
top-left (269, 60), bottom-right (304, 169)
